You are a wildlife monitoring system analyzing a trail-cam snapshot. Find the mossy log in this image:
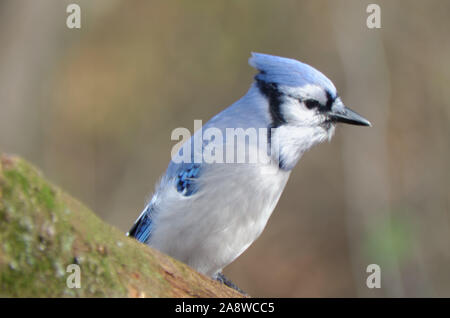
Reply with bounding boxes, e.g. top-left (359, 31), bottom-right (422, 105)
top-left (0, 154), bottom-right (244, 297)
